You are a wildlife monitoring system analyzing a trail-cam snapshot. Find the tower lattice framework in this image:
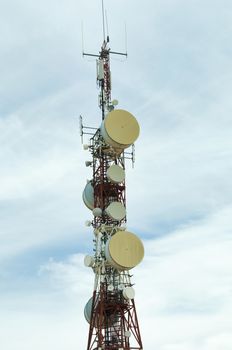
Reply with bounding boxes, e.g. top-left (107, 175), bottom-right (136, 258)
top-left (81, 37), bottom-right (144, 350)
